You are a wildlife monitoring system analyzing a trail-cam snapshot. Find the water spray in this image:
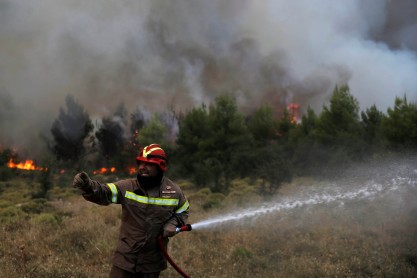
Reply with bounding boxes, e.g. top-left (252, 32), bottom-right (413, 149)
top-left (190, 172), bottom-right (417, 231)
top-left (158, 161), bottom-right (417, 277)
